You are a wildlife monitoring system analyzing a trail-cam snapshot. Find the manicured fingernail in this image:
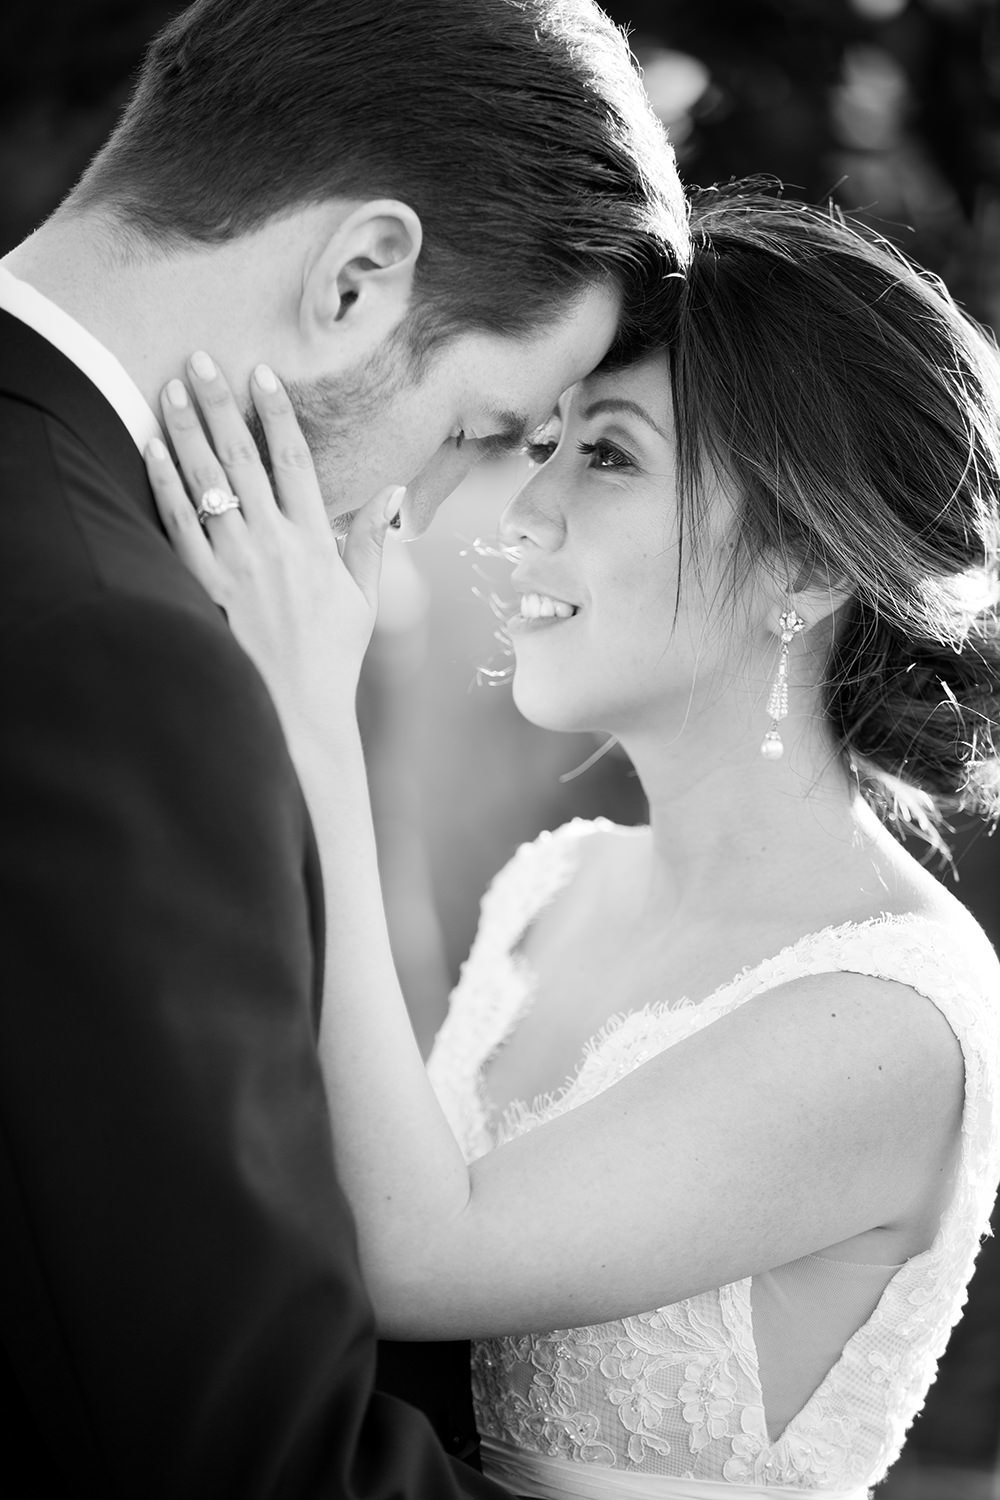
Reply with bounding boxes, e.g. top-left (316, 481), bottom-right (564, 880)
top-left (190, 350), bottom-right (216, 380)
top-left (384, 486), bottom-right (406, 524)
top-left (165, 379), bottom-right (189, 408)
top-left (146, 437), bottom-right (169, 461)
top-left (254, 363), bottom-right (278, 392)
